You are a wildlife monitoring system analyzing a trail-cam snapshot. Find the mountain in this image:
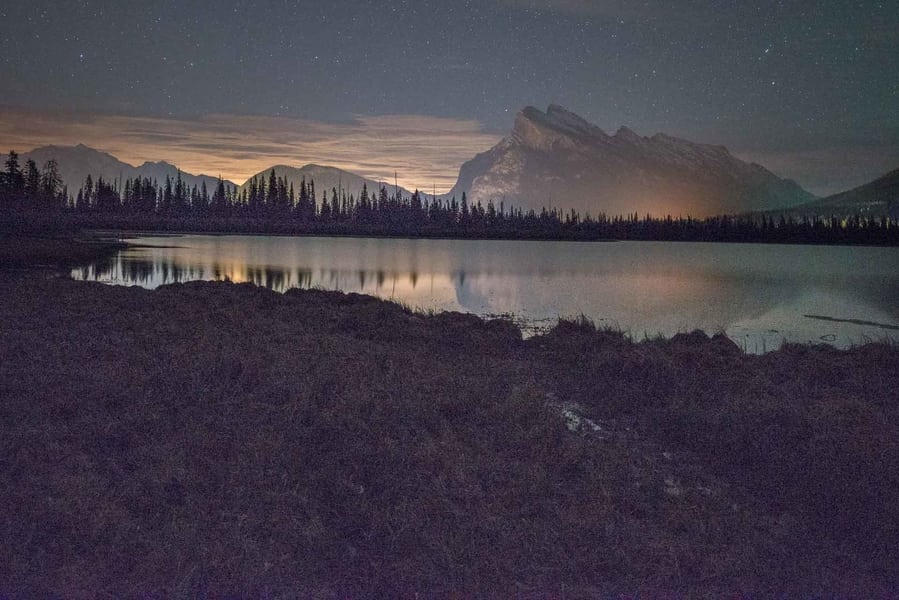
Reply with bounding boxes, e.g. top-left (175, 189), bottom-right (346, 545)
top-left (785, 167), bottom-right (899, 219)
top-left (21, 144), bottom-right (235, 193)
top-left (447, 105), bottom-right (816, 217)
top-left (239, 164), bottom-right (417, 201)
